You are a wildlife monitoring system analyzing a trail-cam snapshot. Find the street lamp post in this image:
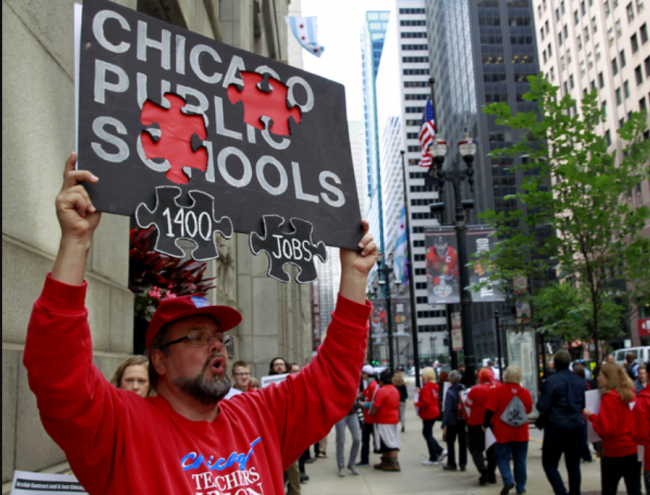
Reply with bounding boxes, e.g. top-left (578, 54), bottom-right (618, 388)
top-left (376, 253), bottom-right (396, 371)
top-left (428, 132), bottom-right (478, 387)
